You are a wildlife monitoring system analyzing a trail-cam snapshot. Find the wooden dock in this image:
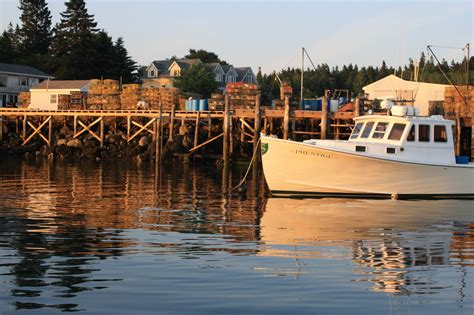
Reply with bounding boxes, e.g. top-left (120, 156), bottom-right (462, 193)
top-left (0, 95), bottom-right (358, 163)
